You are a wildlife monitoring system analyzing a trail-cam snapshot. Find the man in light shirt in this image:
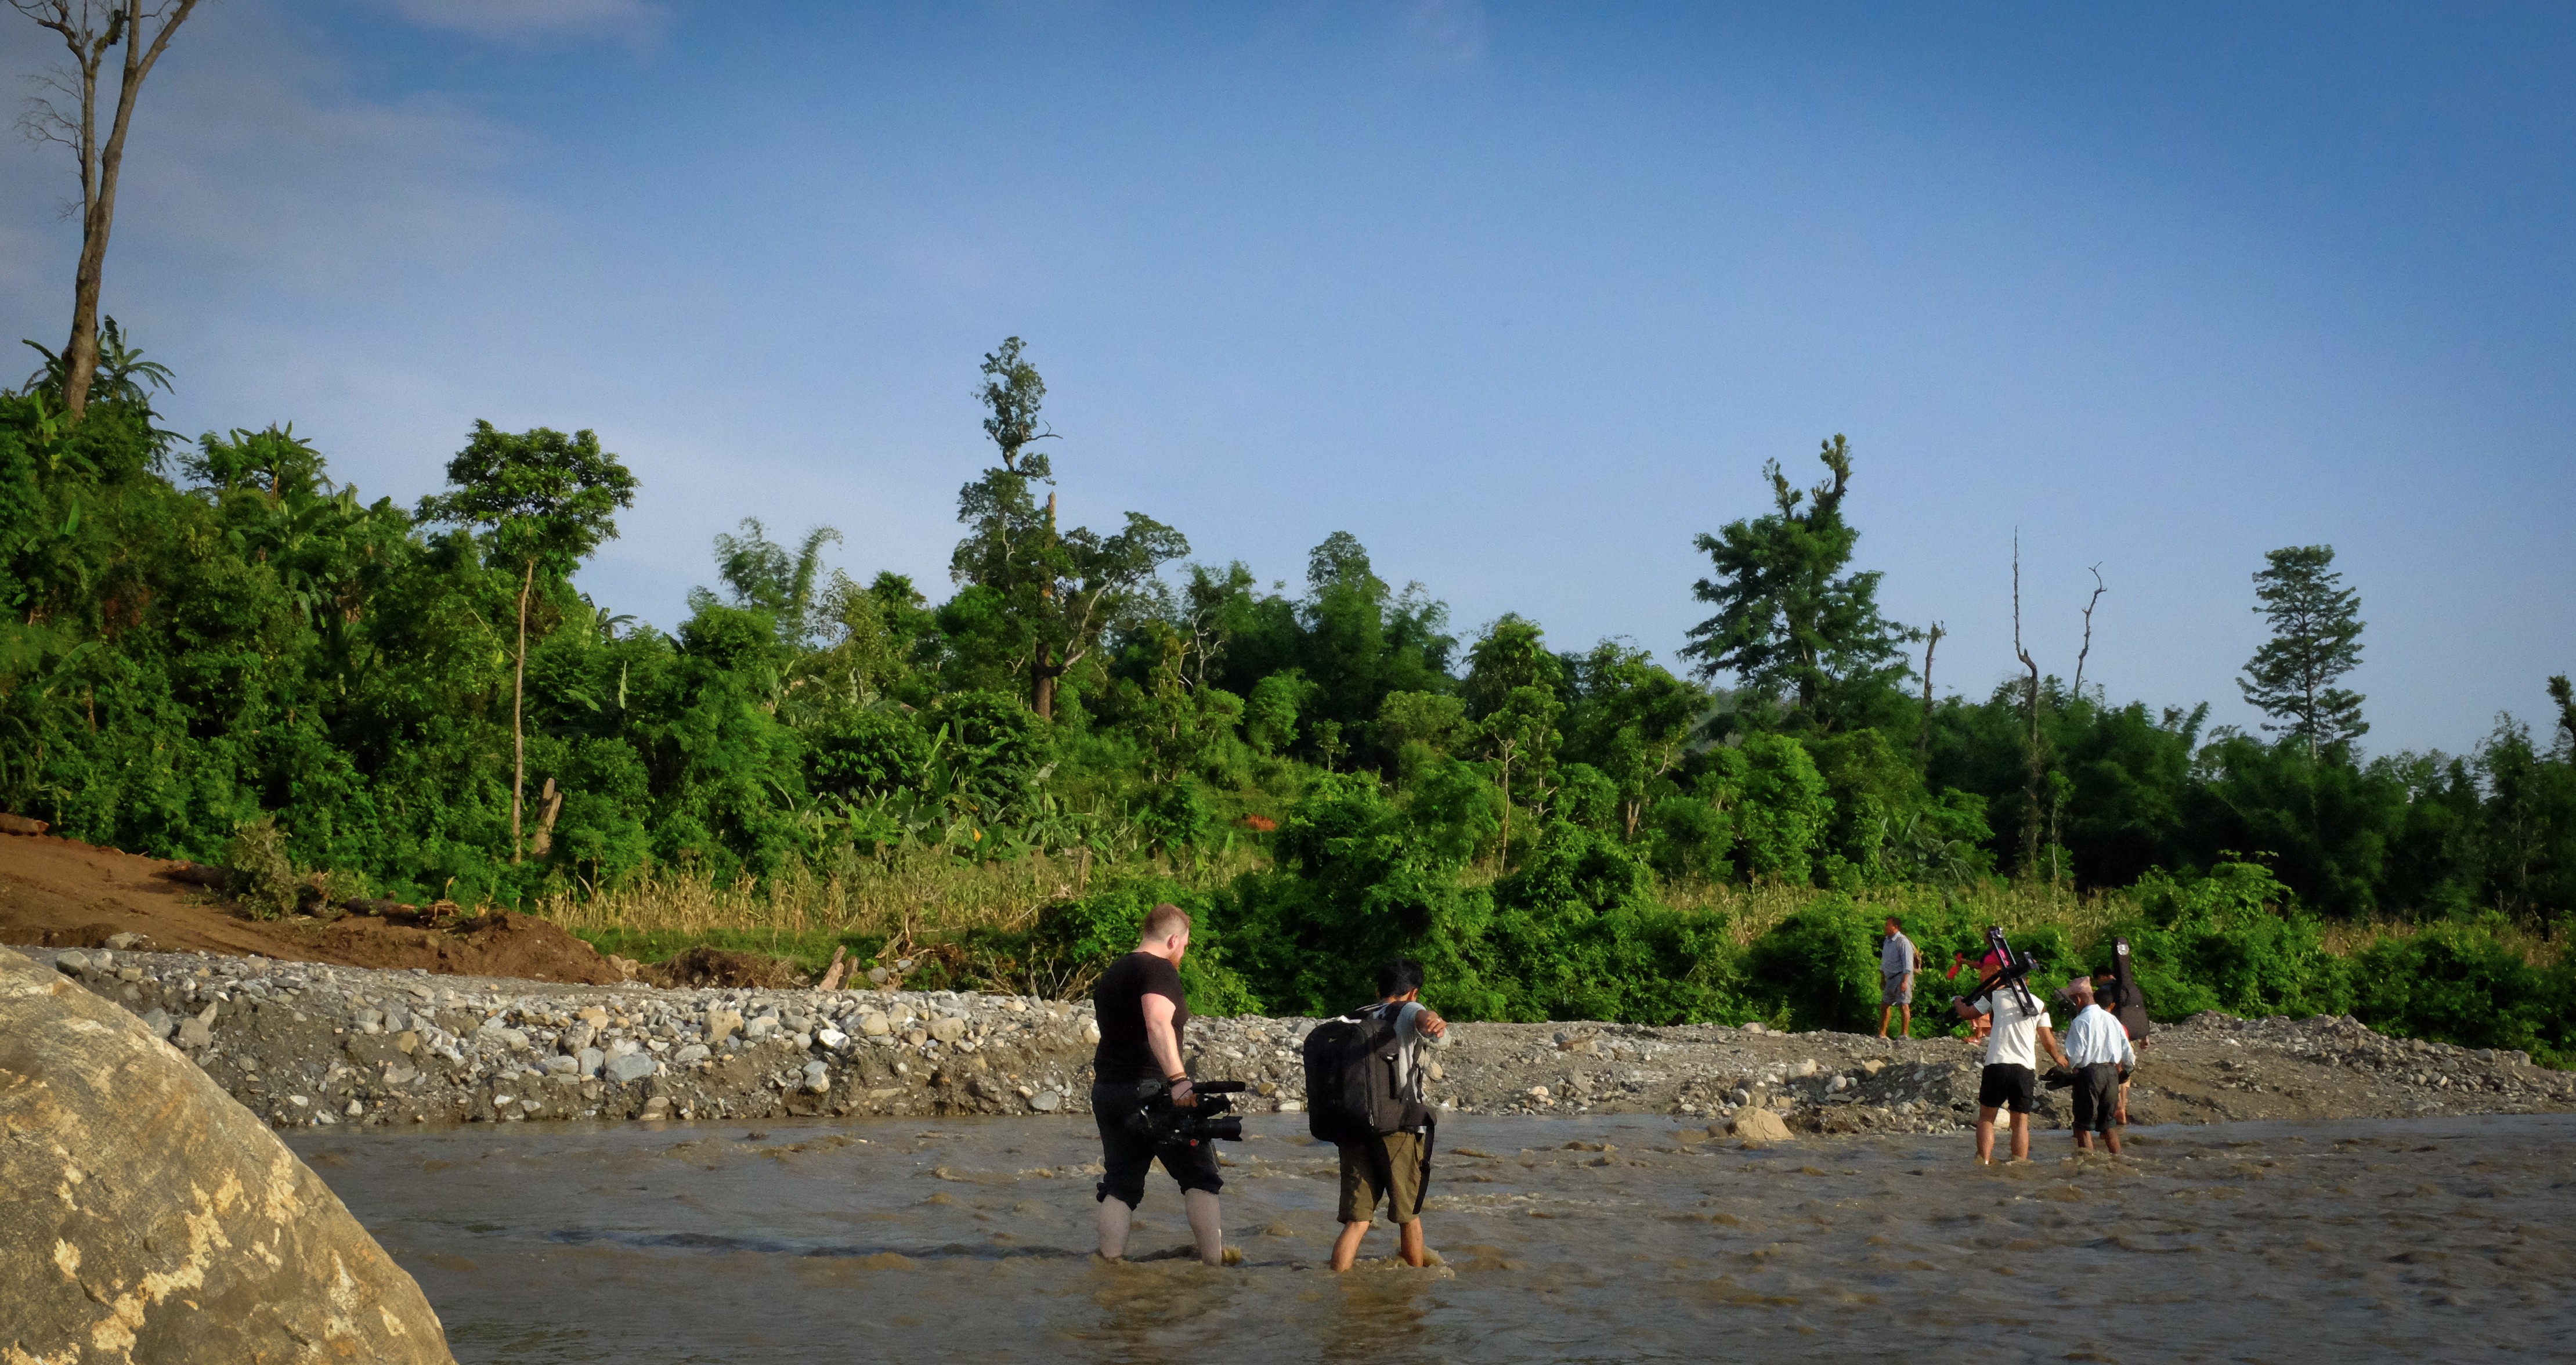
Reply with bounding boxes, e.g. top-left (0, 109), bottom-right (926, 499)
top-left (1876, 916), bottom-right (1917, 1039)
top-left (2060, 976), bottom-right (2137, 1154)
top-left (1954, 961), bottom-right (2068, 1164)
